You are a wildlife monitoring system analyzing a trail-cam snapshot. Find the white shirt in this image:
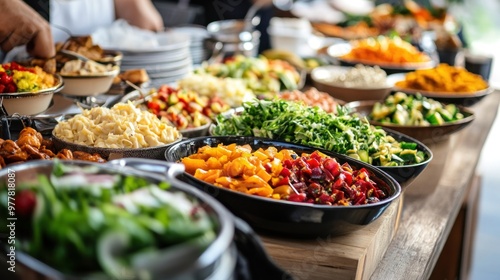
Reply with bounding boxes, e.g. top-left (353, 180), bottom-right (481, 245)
top-left (50, 0), bottom-right (115, 43)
